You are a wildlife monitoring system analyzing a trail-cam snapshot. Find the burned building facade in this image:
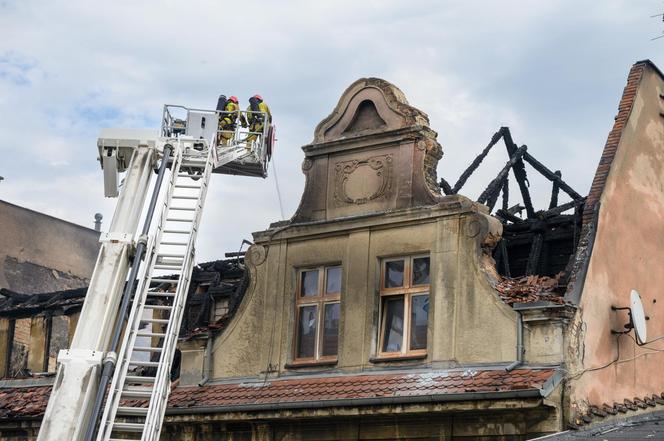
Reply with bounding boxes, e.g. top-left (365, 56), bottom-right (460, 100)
top-left (0, 60), bottom-right (663, 440)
